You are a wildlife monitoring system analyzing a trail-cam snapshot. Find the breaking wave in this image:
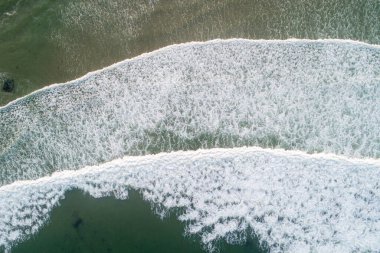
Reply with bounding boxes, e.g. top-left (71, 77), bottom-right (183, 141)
top-left (0, 39), bottom-right (380, 252)
top-left (1, 147), bottom-right (380, 252)
top-left (0, 39), bottom-right (380, 186)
